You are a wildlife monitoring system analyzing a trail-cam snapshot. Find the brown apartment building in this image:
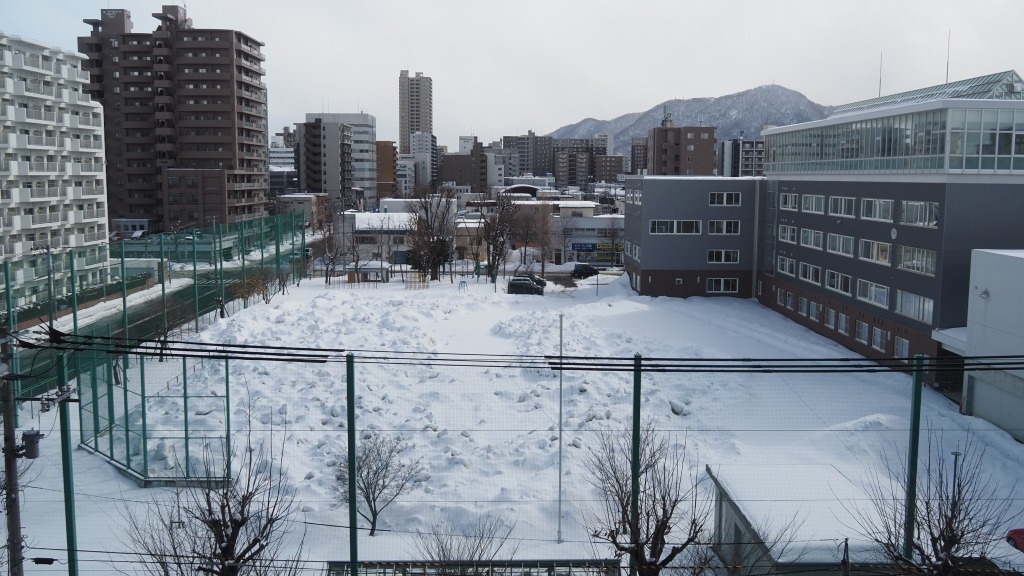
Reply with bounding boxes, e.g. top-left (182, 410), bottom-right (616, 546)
top-left (376, 140), bottom-right (397, 199)
top-left (78, 5), bottom-right (268, 234)
top-left (647, 125), bottom-right (716, 176)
